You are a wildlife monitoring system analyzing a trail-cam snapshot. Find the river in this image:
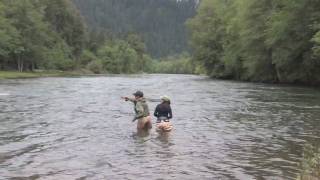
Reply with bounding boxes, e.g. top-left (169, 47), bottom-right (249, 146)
top-left (0, 74), bottom-right (319, 179)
